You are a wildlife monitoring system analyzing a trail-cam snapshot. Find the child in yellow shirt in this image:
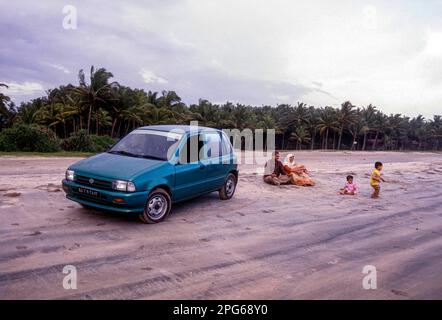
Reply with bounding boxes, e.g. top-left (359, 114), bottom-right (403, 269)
top-left (370, 161), bottom-right (386, 198)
